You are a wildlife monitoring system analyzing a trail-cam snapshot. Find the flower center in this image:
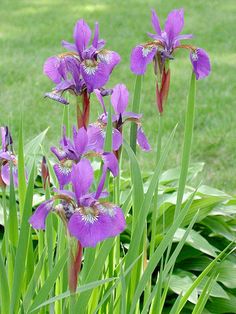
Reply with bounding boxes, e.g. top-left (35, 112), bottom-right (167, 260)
top-left (79, 206), bottom-right (99, 224)
top-left (83, 60), bottom-right (98, 75)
